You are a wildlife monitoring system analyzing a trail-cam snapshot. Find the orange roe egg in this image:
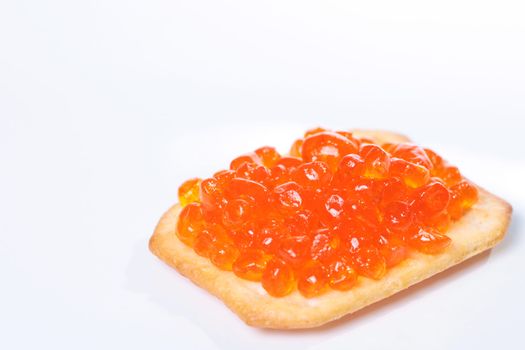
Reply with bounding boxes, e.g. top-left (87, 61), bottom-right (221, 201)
top-left (269, 157), bottom-right (302, 187)
top-left (408, 227), bottom-right (451, 254)
top-left (413, 181), bottom-right (450, 217)
top-left (381, 177), bottom-right (408, 205)
top-left (302, 132), bottom-right (359, 171)
top-left (230, 224), bottom-right (256, 250)
top-left (320, 192), bottom-right (346, 224)
top-left (292, 161), bottom-right (332, 188)
top-left (222, 198), bottom-right (252, 228)
top-left (424, 148), bottom-right (444, 170)
top-left (310, 229), bottom-right (340, 262)
top-left (255, 220), bottom-right (285, 253)
top-left (193, 230), bottom-right (215, 258)
top-left (422, 211), bottom-right (451, 233)
top-left (378, 235), bottom-right (408, 267)
top-left (230, 153), bottom-right (260, 170)
top-left (278, 235), bottom-right (311, 268)
top-left (210, 241), bottom-right (239, 271)
top-left (175, 128), bottom-right (479, 297)
top-left (297, 261), bottom-right (329, 298)
top-left (178, 178), bottom-right (201, 206)
top-left (255, 146), bottom-right (281, 168)
top-left (232, 249), bottom-right (268, 281)
top-left (327, 258), bottom-right (357, 291)
top-left (200, 177), bottom-right (225, 213)
top-left (262, 258), bottom-right (295, 297)
top-left (176, 203), bottom-right (205, 246)
top-left (389, 157), bottom-right (430, 188)
top-left (272, 182), bottom-right (305, 213)
top-left (235, 163), bottom-right (271, 183)
top-left (343, 193), bottom-right (382, 228)
top-left (333, 154), bottom-right (365, 186)
top-left (383, 201), bottom-right (413, 233)
top-left (448, 179), bottom-right (478, 219)
top-left (360, 144), bottom-right (391, 179)
top-left (383, 143), bottom-right (433, 169)
top-left (226, 177), bottom-right (268, 204)
top-left (206, 223), bottom-right (232, 244)
top-left (350, 246), bottom-right (387, 280)
top-left (440, 166), bottom-right (462, 187)
top-left (285, 209), bottom-right (319, 235)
